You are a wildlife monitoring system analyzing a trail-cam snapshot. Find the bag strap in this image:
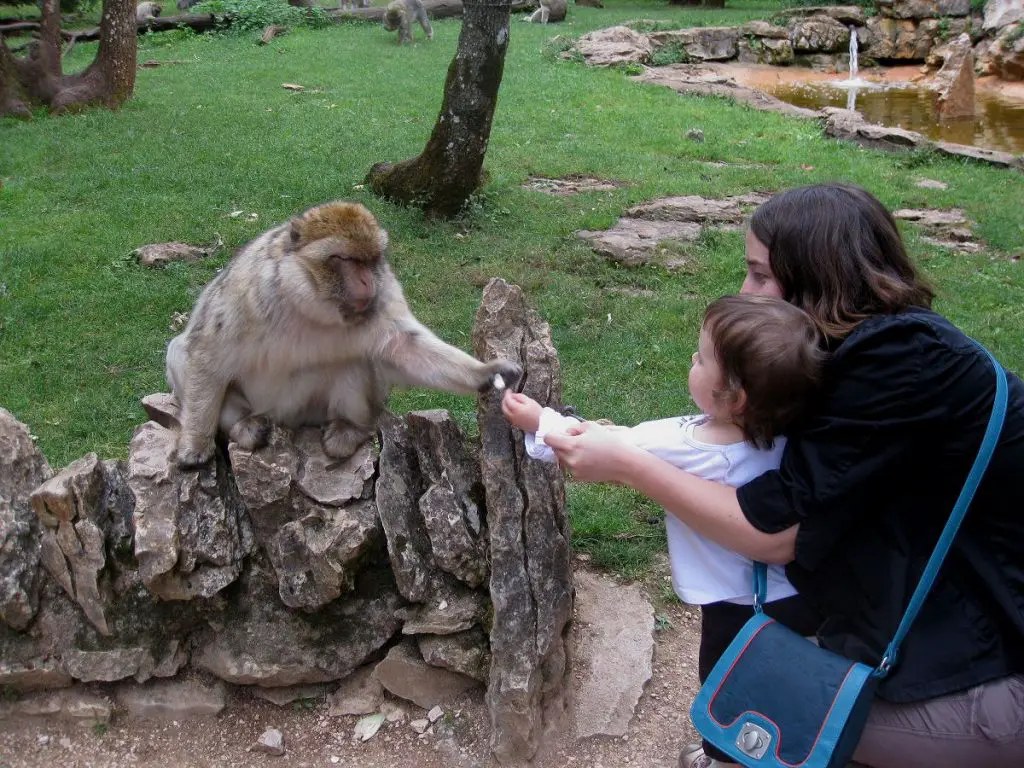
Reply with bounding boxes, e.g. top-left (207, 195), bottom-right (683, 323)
top-left (752, 344), bottom-right (1008, 679)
